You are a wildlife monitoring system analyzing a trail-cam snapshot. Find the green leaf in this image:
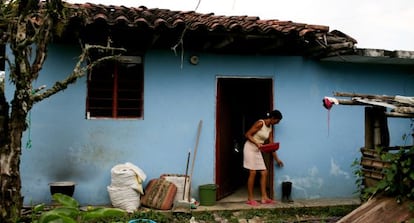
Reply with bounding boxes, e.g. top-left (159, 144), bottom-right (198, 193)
top-left (402, 168), bottom-right (410, 174)
top-left (82, 207), bottom-right (126, 220)
top-left (46, 207), bottom-right (79, 218)
top-left (33, 203), bottom-right (45, 212)
top-left (376, 180), bottom-right (388, 190)
top-left (410, 172), bottom-right (414, 180)
top-left (52, 193), bottom-right (79, 208)
top-left (38, 212), bottom-right (77, 223)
